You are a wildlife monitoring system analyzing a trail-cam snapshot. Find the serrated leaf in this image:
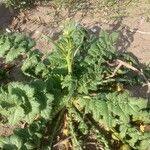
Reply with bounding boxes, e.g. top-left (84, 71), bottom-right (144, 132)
top-left (14, 34), bottom-right (26, 43)
top-left (8, 106), bottom-right (25, 125)
top-left (24, 100), bottom-right (40, 124)
top-left (27, 38), bottom-right (36, 48)
top-left (5, 46), bottom-right (25, 63)
top-left (40, 93), bottom-right (53, 120)
top-left (76, 93), bottom-right (149, 130)
top-left (0, 37), bottom-right (11, 57)
top-left (35, 62), bottom-right (46, 75)
top-left (24, 142), bottom-right (36, 149)
top-left (0, 135), bottom-right (23, 150)
top-left (9, 135), bottom-right (23, 149)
